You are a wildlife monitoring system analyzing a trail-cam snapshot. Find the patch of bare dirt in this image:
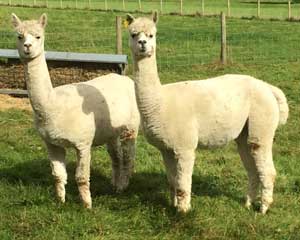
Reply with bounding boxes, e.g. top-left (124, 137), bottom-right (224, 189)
top-left (0, 94), bottom-right (31, 111)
